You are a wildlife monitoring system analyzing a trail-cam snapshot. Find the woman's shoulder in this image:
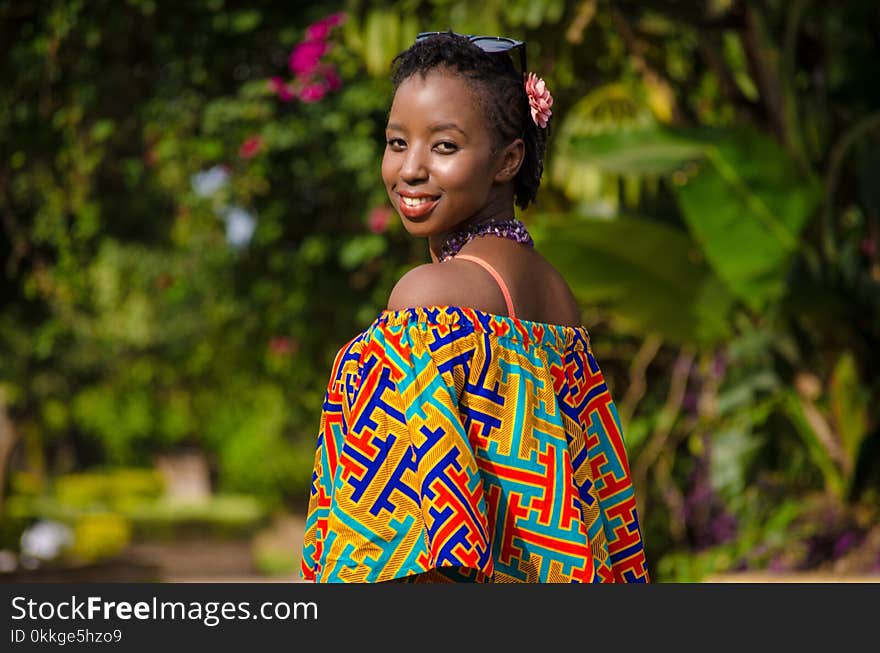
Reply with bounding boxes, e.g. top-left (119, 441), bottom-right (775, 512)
top-left (387, 261), bottom-right (502, 313)
top-left (386, 263), bottom-right (438, 310)
top-left (386, 249), bottom-right (582, 327)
